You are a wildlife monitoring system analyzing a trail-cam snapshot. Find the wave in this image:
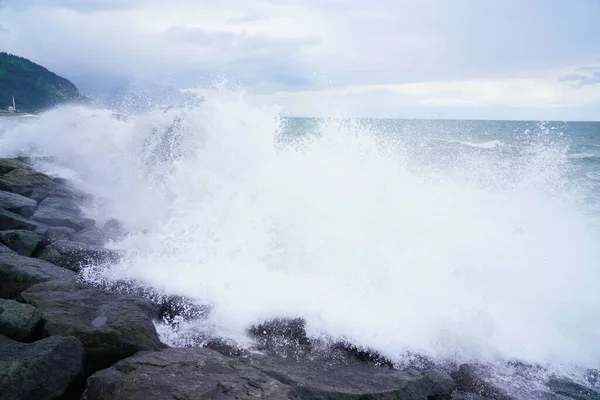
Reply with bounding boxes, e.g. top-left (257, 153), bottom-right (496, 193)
top-left (1, 100), bottom-right (600, 371)
top-left (457, 139), bottom-right (504, 149)
top-left (586, 171), bottom-right (600, 181)
top-left (568, 152), bottom-right (598, 160)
